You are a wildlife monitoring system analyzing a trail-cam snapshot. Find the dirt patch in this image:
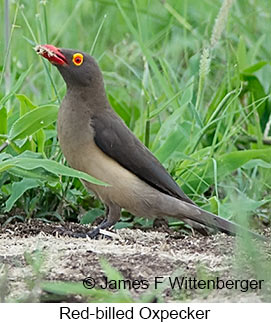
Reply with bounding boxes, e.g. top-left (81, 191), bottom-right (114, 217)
top-left (0, 221), bottom-right (270, 302)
